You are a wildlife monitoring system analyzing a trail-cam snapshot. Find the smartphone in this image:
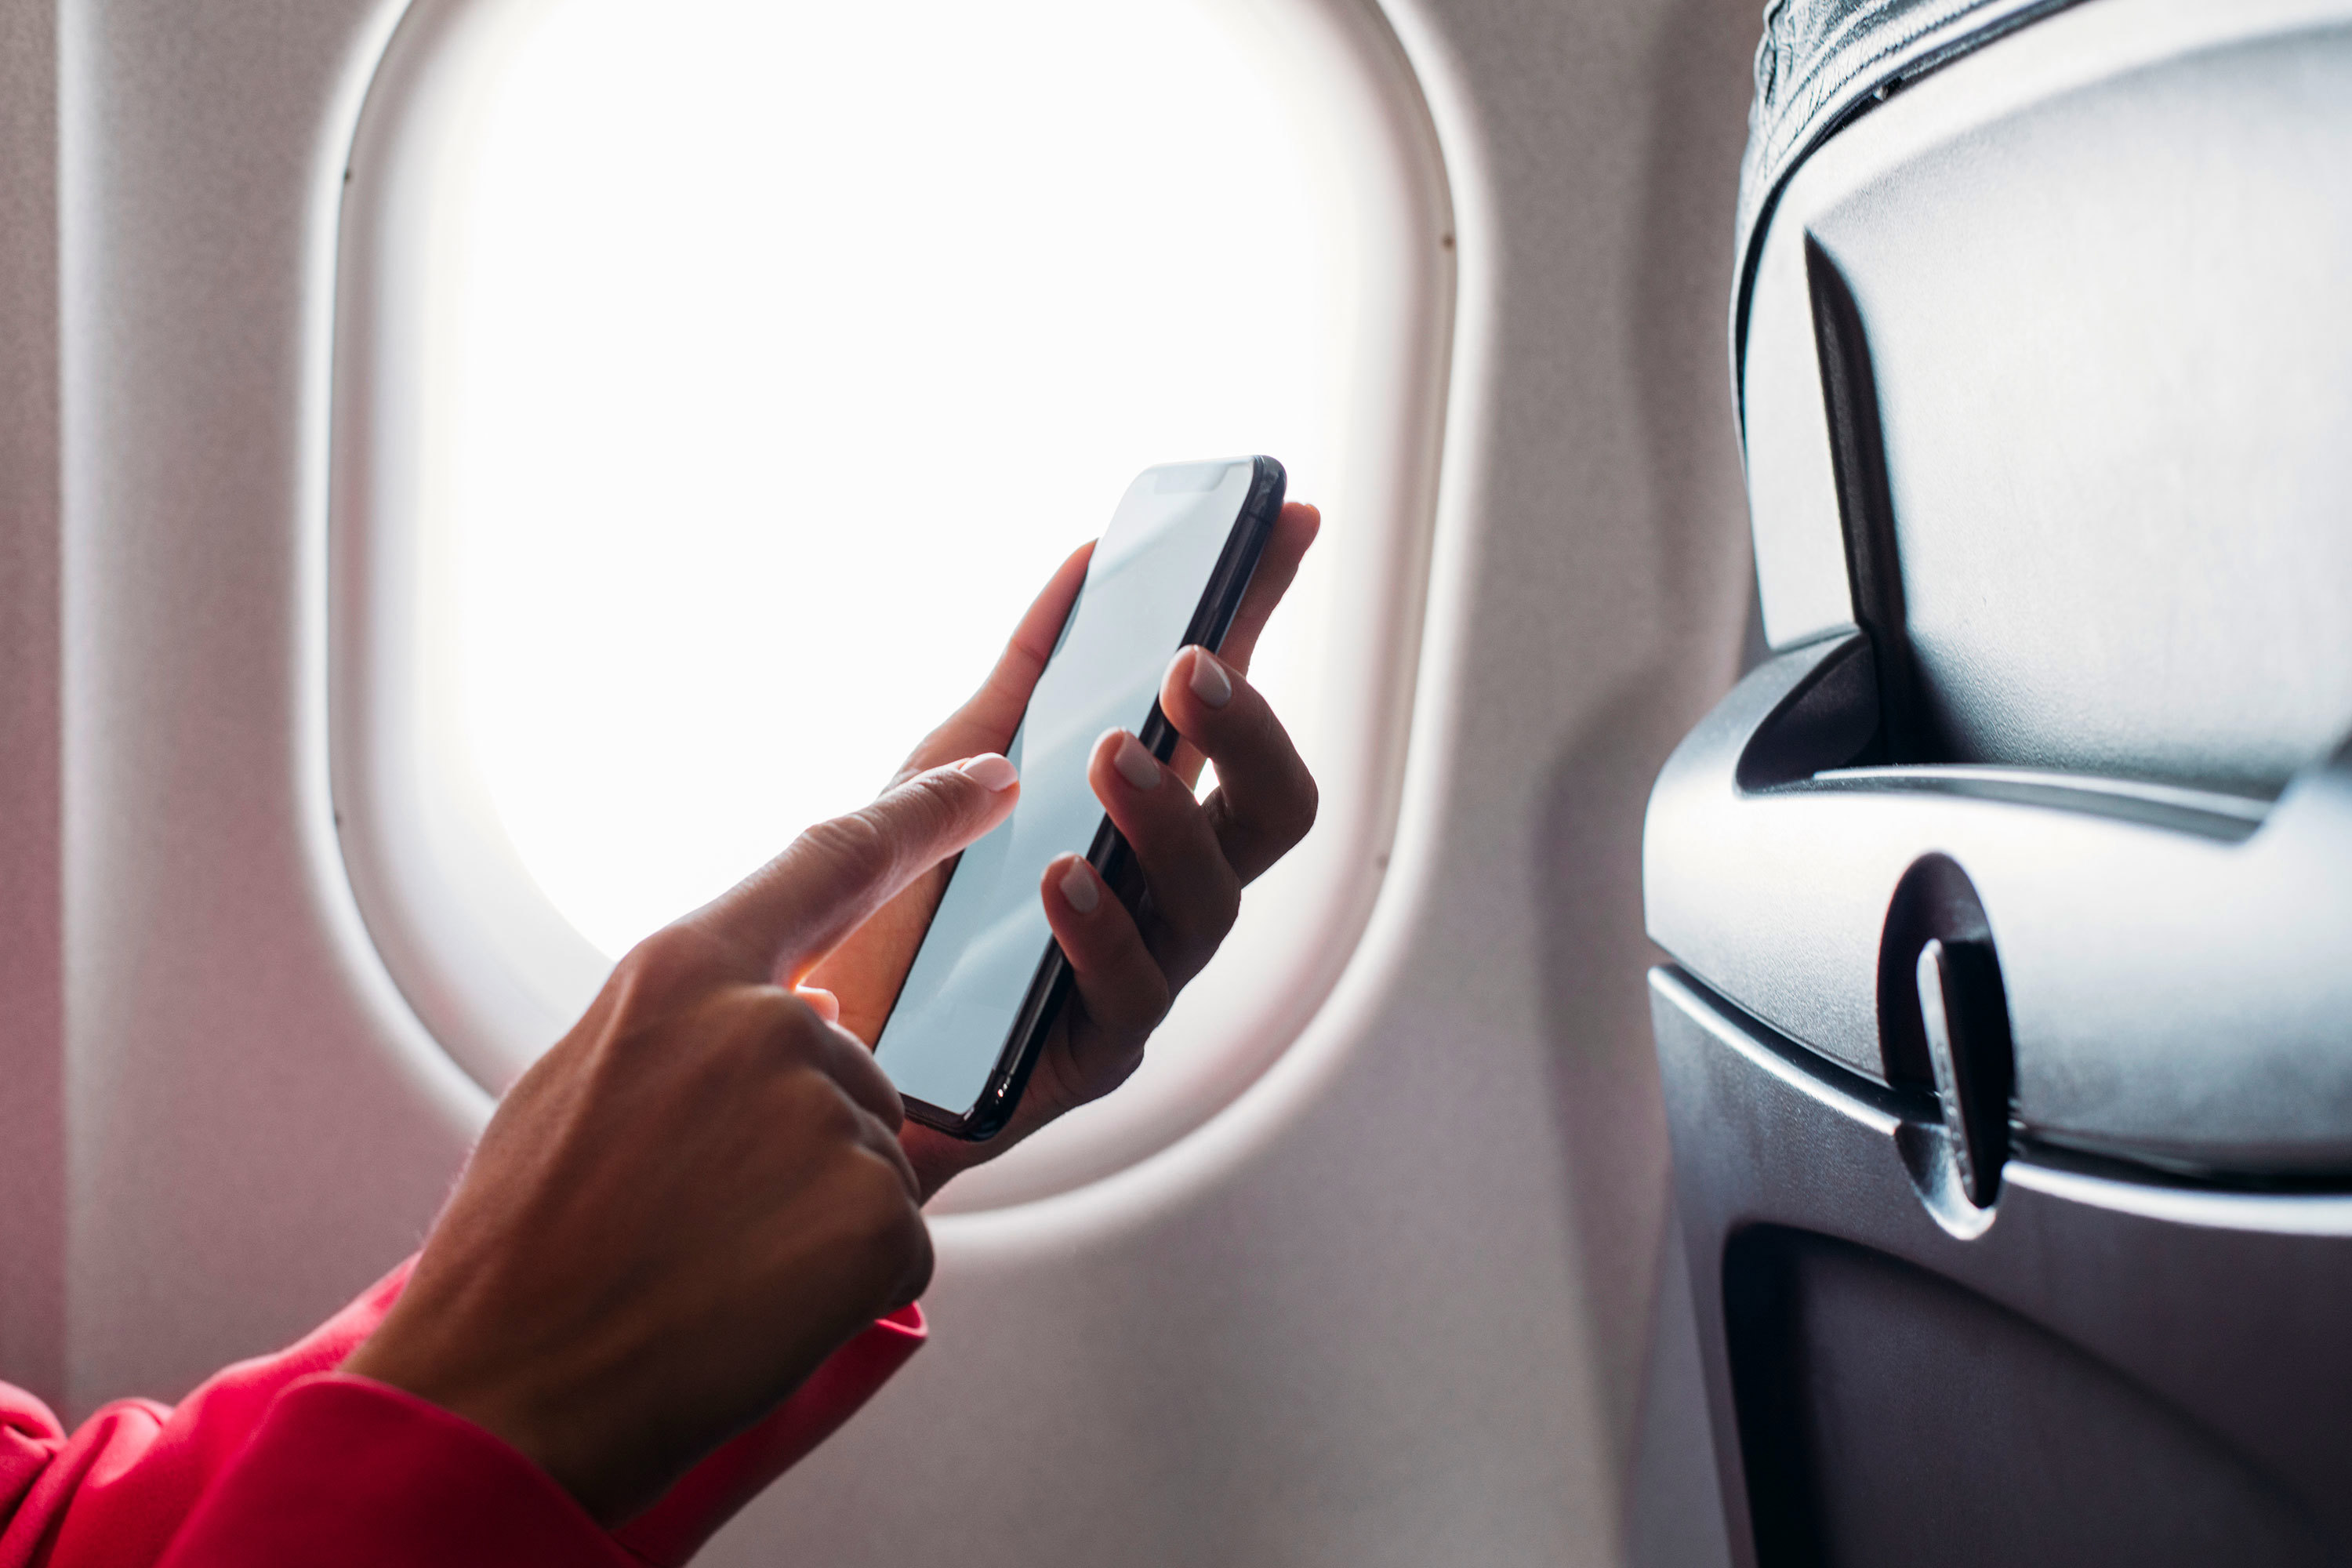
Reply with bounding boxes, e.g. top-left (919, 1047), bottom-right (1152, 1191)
top-left (873, 456), bottom-right (1287, 1140)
